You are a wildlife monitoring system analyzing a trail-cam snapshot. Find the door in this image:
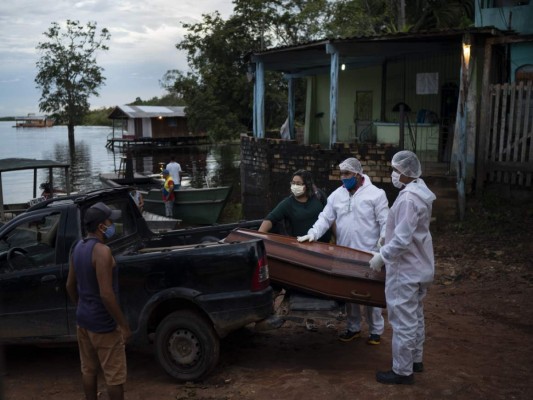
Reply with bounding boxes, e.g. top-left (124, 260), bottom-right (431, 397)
top-left (354, 91), bottom-right (373, 142)
top-left (0, 210), bottom-right (70, 340)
